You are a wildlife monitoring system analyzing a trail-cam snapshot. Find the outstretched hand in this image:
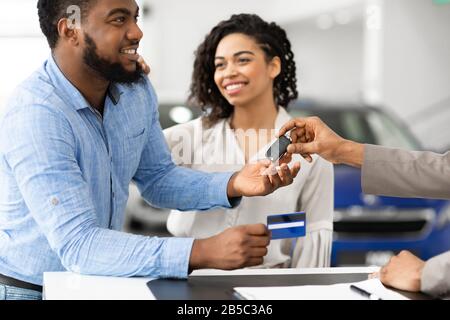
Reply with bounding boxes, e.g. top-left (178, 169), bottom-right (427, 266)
top-left (227, 159), bottom-right (301, 198)
top-left (278, 116), bottom-right (364, 167)
top-left (278, 116), bottom-right (345, 164)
